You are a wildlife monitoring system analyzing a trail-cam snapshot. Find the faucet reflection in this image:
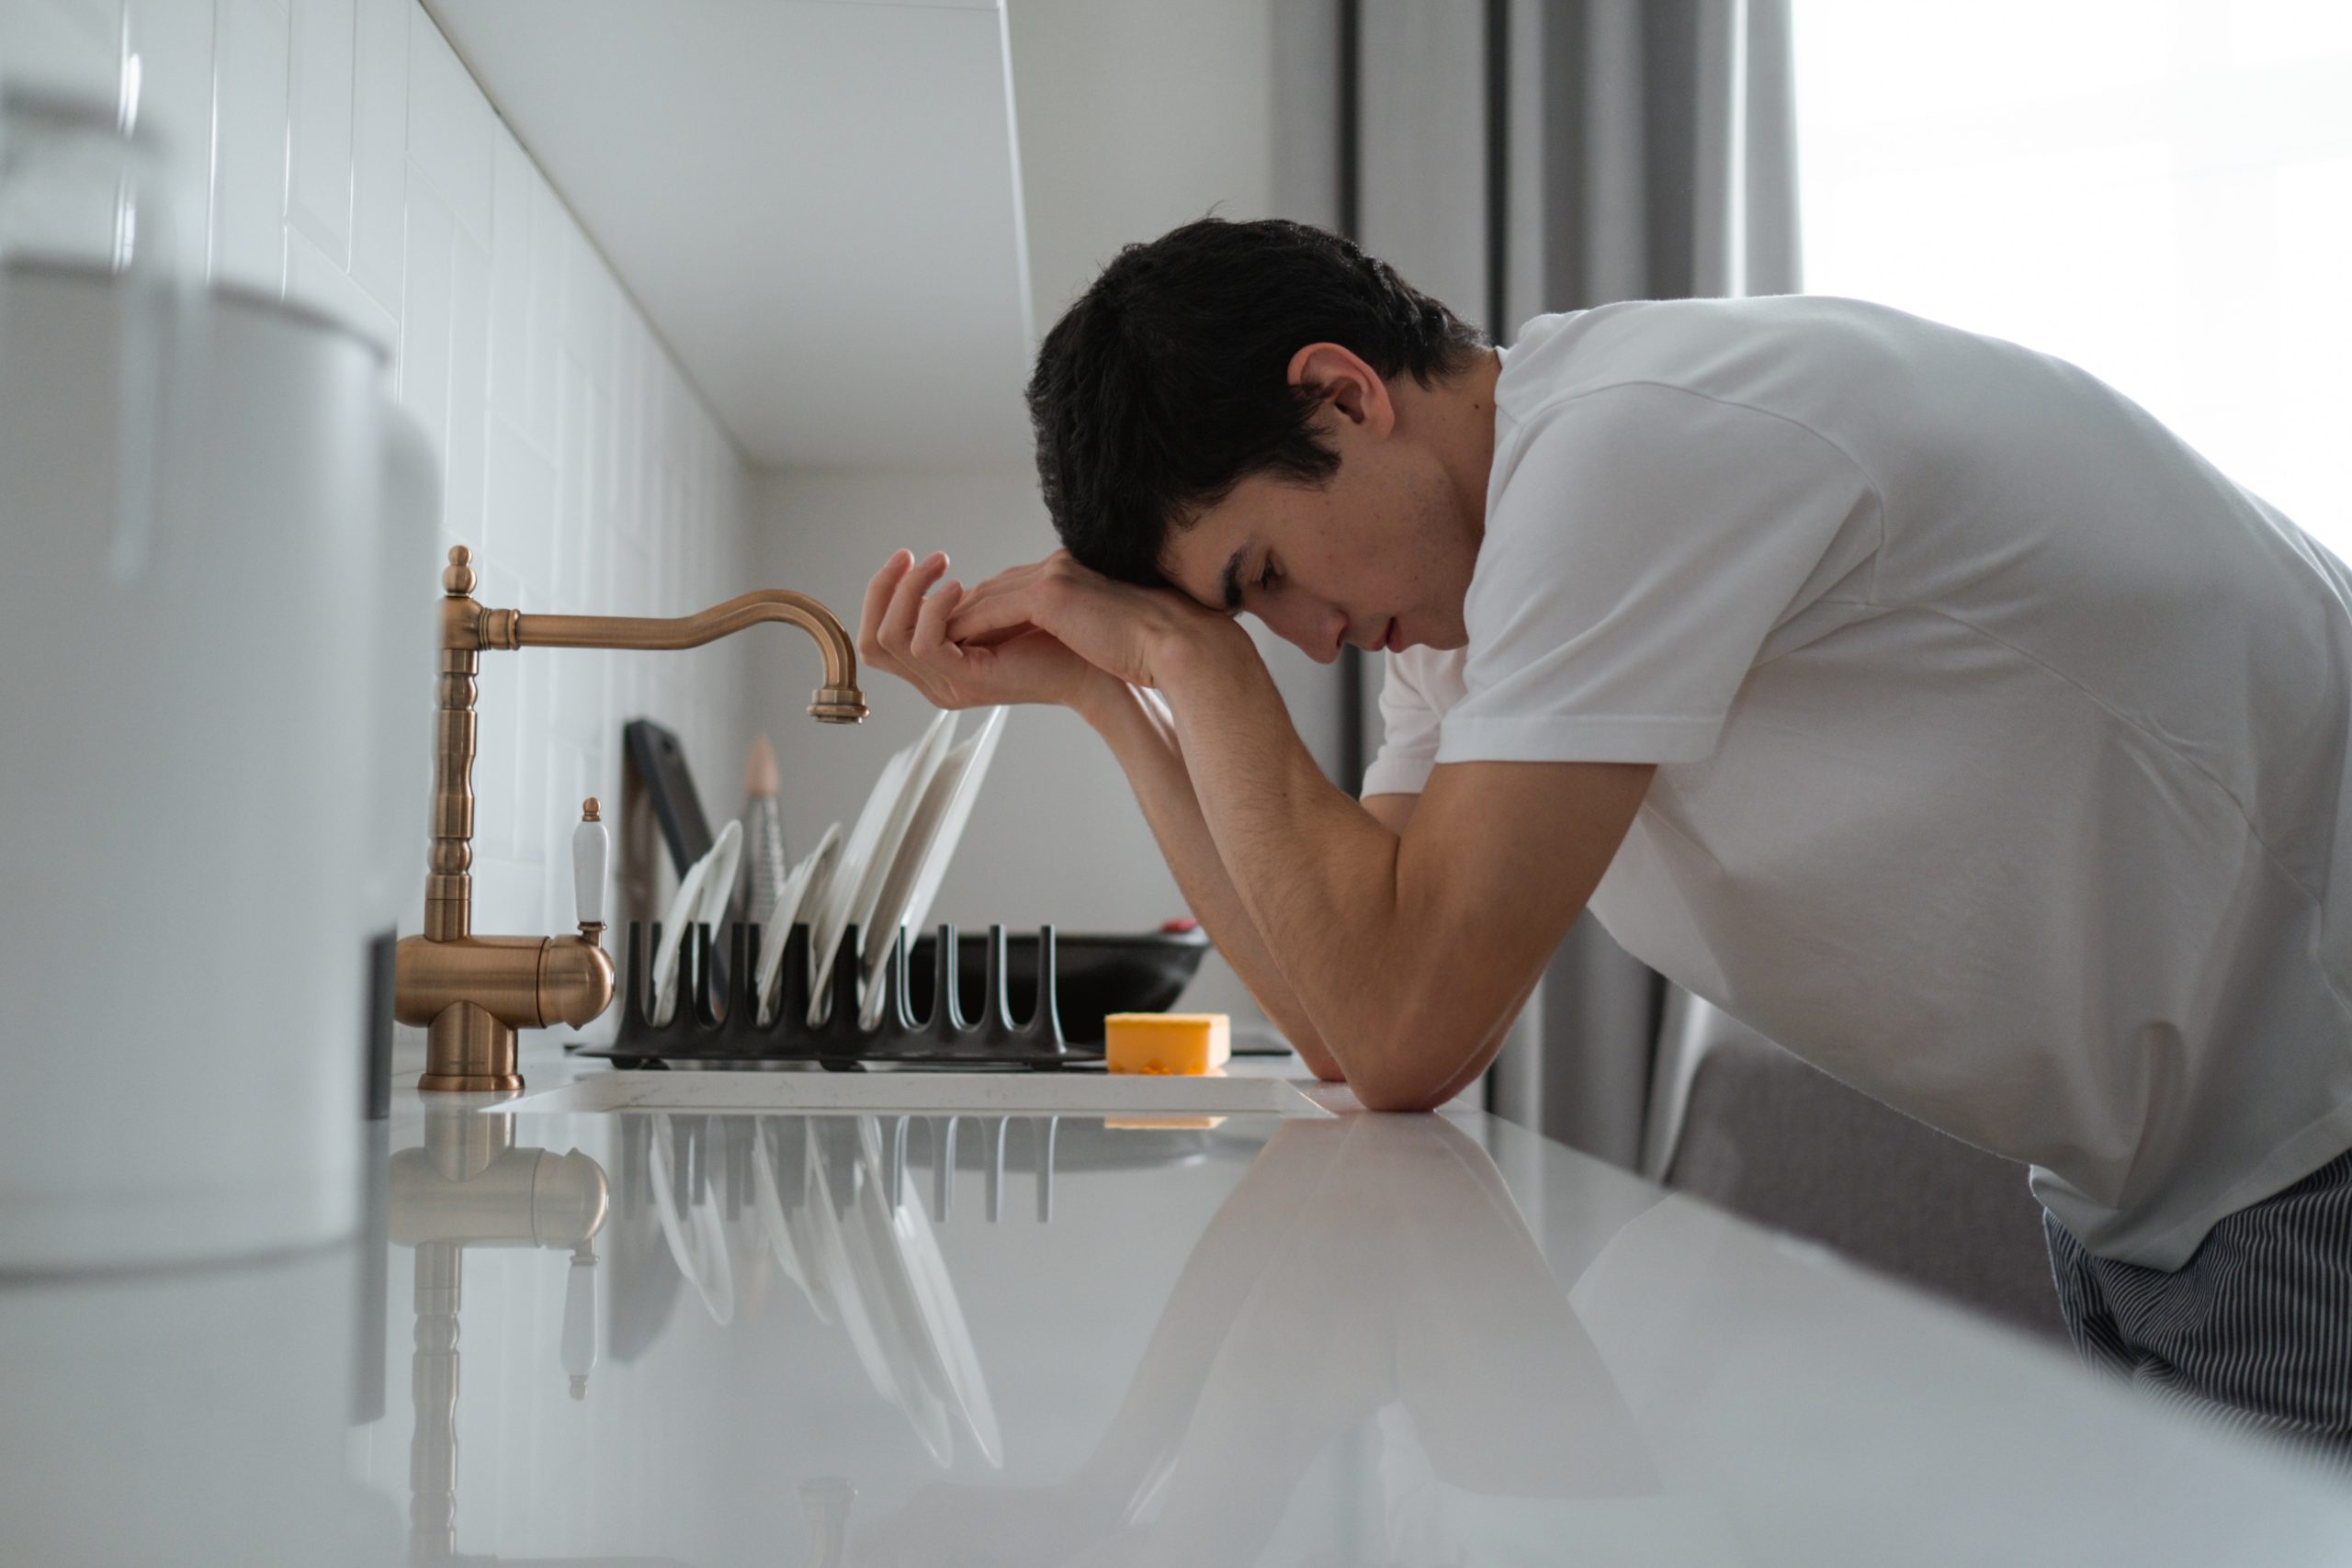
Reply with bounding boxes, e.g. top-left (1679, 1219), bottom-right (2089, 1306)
top-left (389, 1104), bottom-right (609, 1564)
